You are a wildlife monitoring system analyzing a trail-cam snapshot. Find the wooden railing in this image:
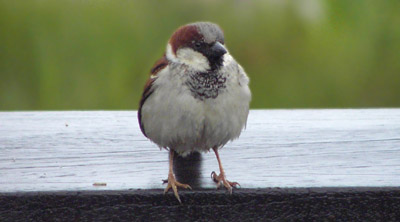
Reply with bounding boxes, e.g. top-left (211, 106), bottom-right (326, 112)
top-left (1, 109), bottom-right (399, 221)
